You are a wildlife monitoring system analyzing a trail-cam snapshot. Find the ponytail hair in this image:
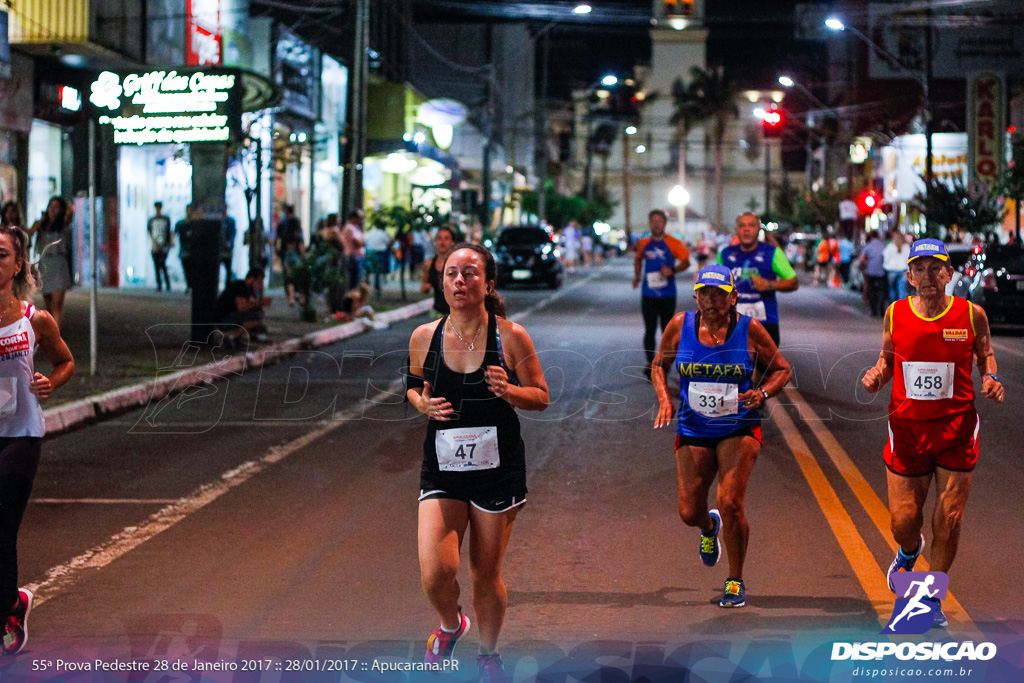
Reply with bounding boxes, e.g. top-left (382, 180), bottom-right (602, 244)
top-left (0, 225), bottom-right (38, 301)
top-left (444, 243), bottom-right (507, 318)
